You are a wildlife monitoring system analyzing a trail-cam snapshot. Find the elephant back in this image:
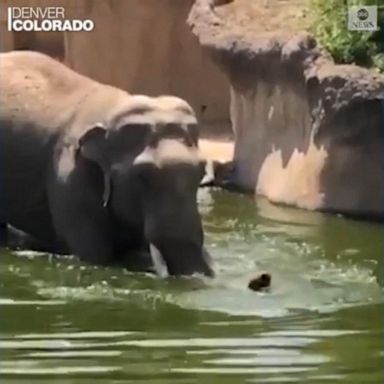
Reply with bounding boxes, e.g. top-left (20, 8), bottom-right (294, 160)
top-left (0, 51), bottom-right (100, 137)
